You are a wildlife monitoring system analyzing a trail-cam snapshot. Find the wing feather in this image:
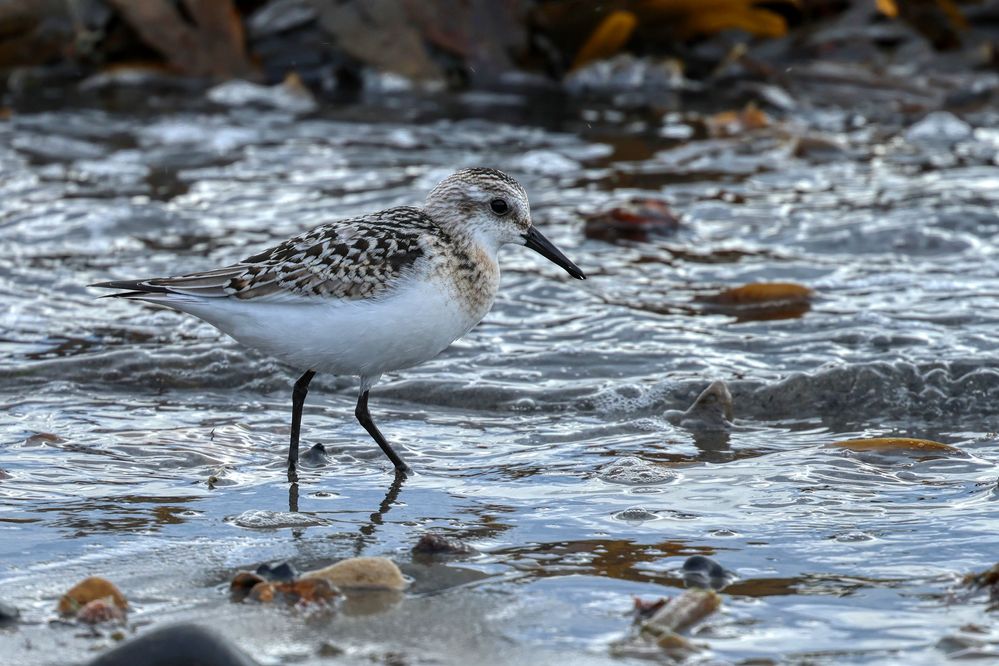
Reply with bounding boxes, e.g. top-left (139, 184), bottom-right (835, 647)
top-left (91, 207), bottom-right (442, 303)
